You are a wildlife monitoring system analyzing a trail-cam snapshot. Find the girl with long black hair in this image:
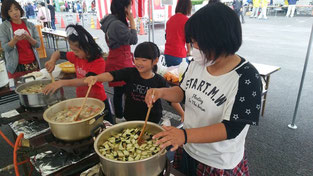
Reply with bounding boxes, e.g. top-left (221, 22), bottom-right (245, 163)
top-left (44, 24), bottom-right (113, 124)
